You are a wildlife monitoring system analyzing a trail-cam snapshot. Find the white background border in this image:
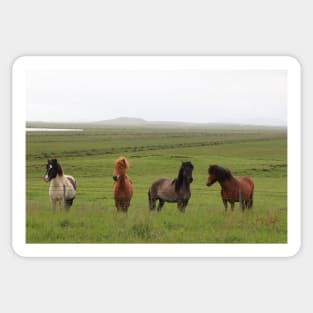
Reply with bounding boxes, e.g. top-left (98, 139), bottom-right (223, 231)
top-left (12, 56), bottom-right (301, 257)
